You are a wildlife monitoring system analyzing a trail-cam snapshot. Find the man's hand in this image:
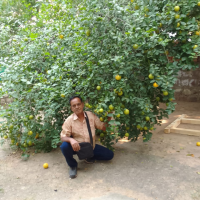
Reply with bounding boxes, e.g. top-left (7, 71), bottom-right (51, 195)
top-left (70, 138), bottom-right (80, 152)
top-left (102, 115), bottom-right (112, 132)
